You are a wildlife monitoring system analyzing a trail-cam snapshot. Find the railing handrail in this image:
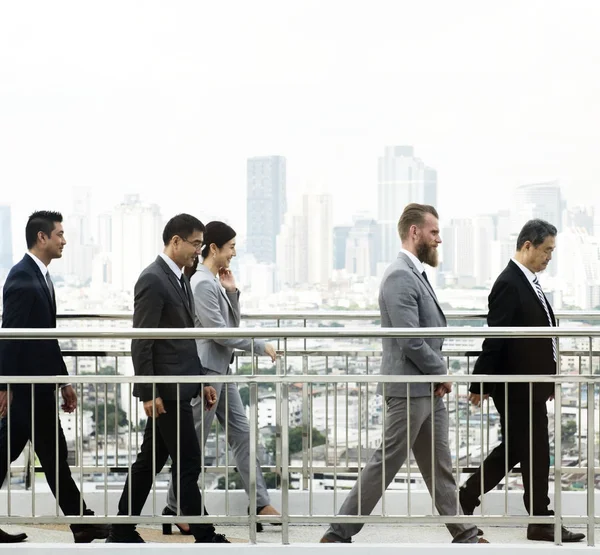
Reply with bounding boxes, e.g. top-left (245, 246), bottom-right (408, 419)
top-left (36, 309), bottom-right (600, 320)
top-left (0, 325), bottom-right (599, 339)
top-left (0, 374), bottom-right (596, 384)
